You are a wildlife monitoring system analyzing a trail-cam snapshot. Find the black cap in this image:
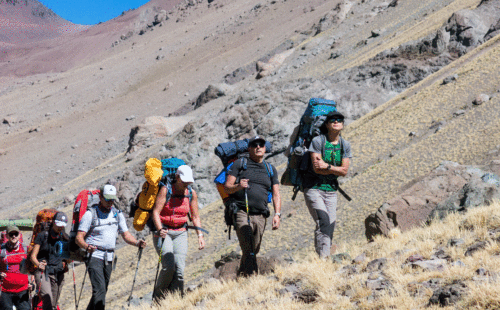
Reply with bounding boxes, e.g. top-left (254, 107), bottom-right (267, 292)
top-left (248, 135), bottom-right (266, 144)
top-left (326, 111), bottom-right (345, 120)
top-left (53, 212), bottom-right (68, 227)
